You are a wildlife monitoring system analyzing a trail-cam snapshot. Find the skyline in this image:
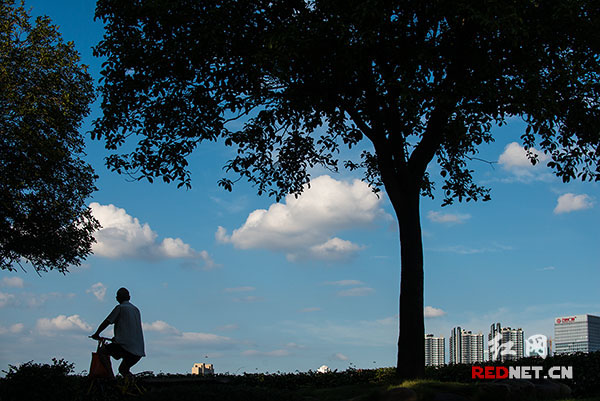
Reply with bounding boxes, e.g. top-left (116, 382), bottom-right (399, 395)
top-left (1, 0), bottom-right (599, 376)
